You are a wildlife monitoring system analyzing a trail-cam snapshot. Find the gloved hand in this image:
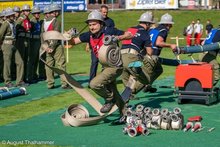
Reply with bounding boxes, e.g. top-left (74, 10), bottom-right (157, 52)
top-left (173, 47), bottom-right (182, 54)
top-left (68, 27), bottom-right (79, 37)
